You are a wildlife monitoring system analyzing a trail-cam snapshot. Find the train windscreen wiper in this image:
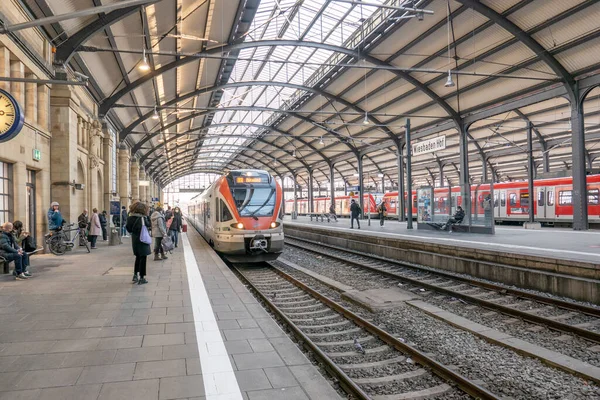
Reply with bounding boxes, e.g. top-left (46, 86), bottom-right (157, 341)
top-left (248, 188), bottom-right (276, 220)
